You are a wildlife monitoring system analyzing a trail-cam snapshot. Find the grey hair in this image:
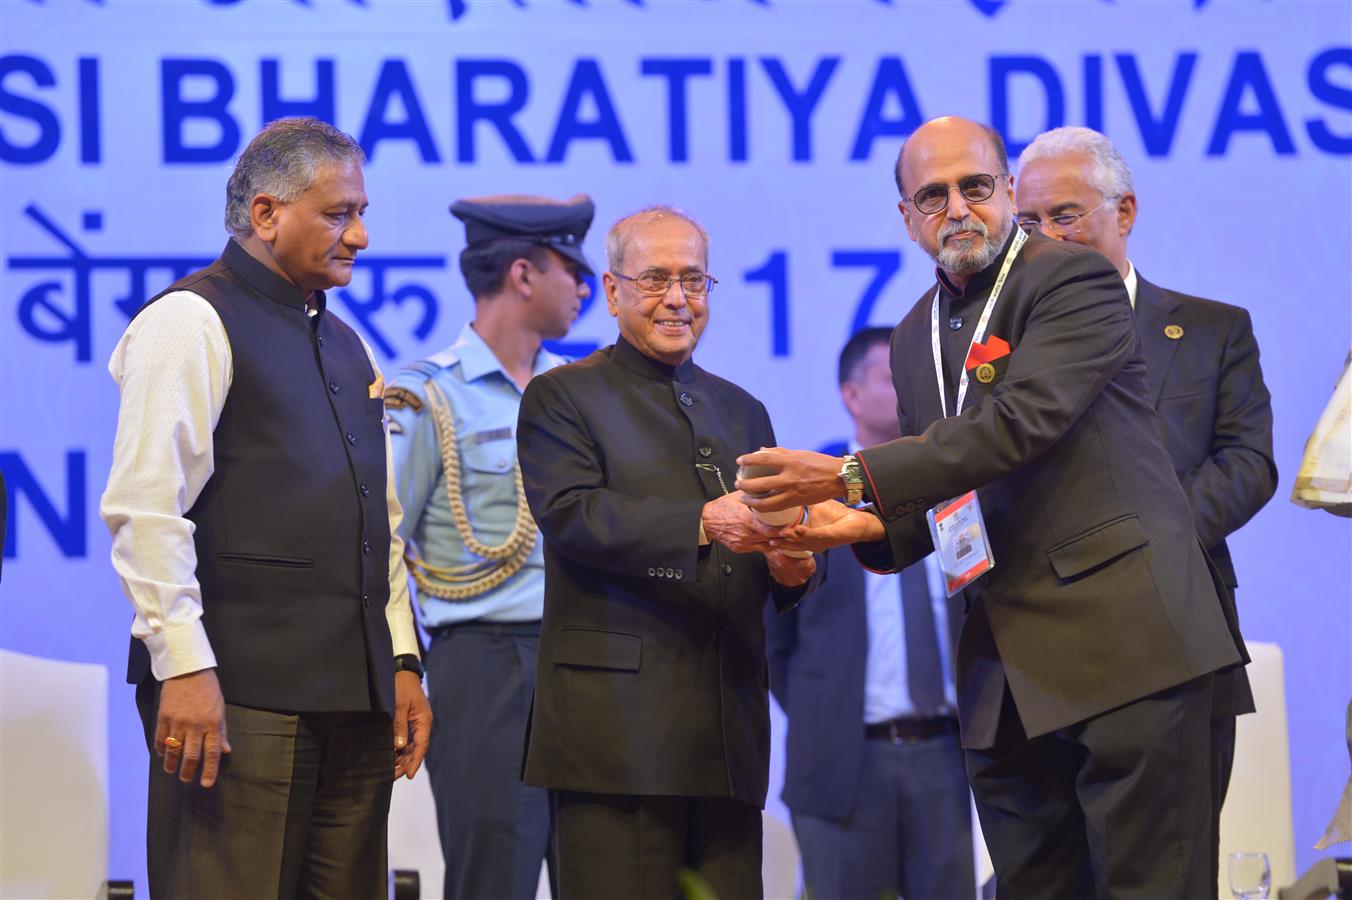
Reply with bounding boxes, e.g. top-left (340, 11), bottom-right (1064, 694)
top-left (605, 204), bottom-right (709, 272)
top-left (1017, 126), bottom-right (1134, 200)
top-left (224, 117), bottom-right (365, 238)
